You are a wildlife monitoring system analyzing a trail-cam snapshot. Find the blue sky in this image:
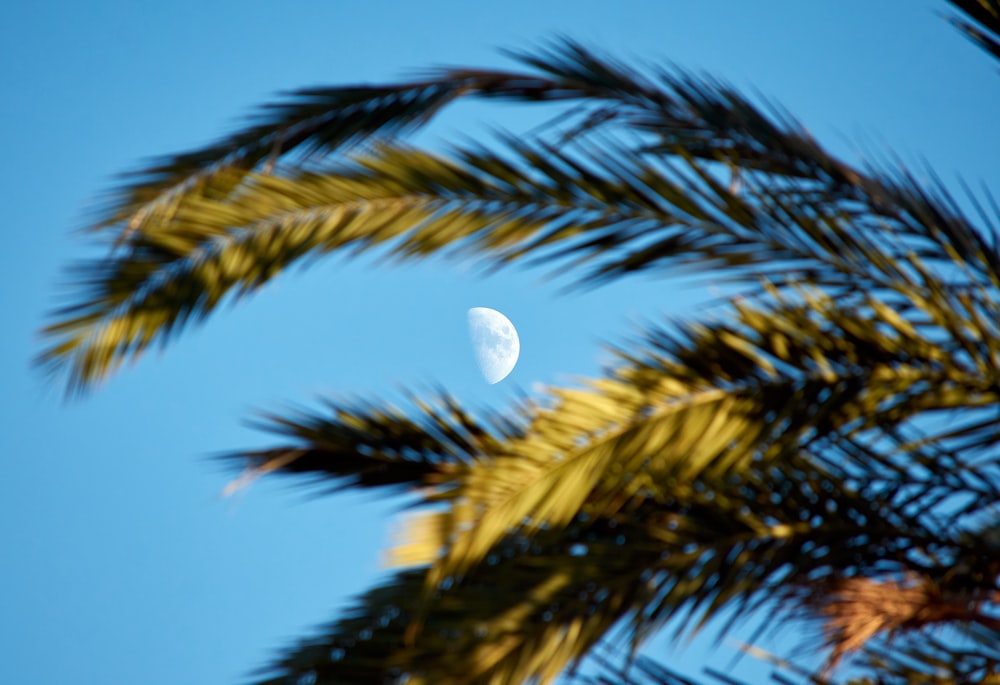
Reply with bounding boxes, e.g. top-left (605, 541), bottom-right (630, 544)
top-left (3, 2), bottom-right (999, 683)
